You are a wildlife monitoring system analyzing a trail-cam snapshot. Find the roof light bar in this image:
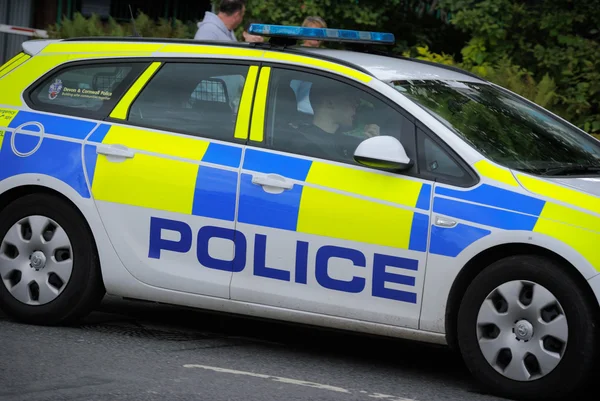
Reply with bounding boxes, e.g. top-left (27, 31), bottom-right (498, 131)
top-left (248, 24), bottom-right (395, 45)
